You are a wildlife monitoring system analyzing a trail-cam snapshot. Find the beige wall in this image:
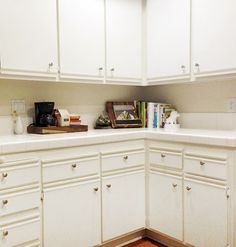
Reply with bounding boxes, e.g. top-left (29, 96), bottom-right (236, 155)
top-left (144, 78), bottom-right (236, 113)
top-left (0, 79), bottom-right (143, 117)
